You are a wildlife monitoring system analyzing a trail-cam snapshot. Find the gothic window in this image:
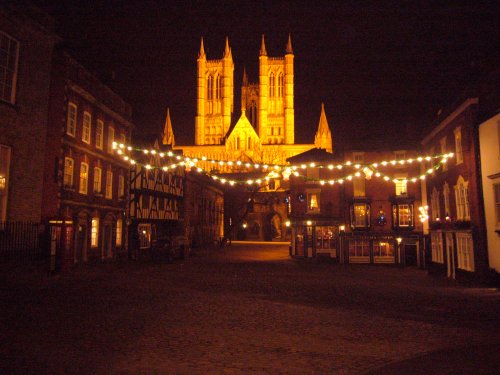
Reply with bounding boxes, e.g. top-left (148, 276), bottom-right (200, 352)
top-left (216, 75), bottom-right (221, 99)
top-left (431, 187), bottom-right (440, 221)
top-left (249, 101), bottom-right (257, 127)
top-left (269, 73), bottom-right (275, 98)
top-left (443, 183), bottom-right (450, 218)
top-left (207, 75), bottom-right (213, 100)
top-left (277, 73), bottom-right (284, 97)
